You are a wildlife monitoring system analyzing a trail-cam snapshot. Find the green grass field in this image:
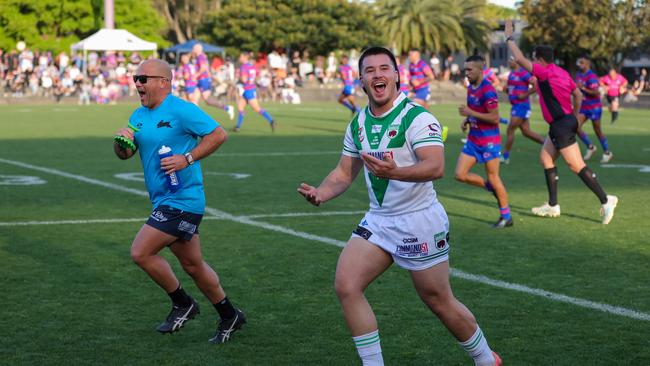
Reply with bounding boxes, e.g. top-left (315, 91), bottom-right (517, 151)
top-left (1, 99), bottom-right (649, 365)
